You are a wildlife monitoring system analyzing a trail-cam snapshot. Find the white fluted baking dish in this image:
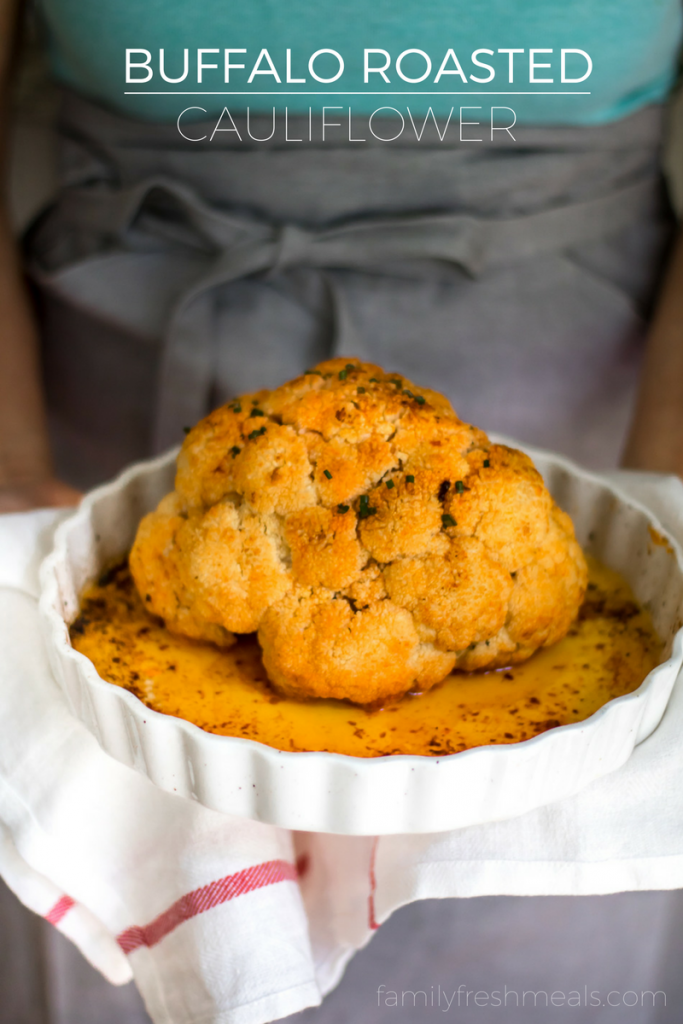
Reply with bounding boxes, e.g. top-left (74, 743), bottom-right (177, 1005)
top-left (39, 443), bottom-right (683, 835)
